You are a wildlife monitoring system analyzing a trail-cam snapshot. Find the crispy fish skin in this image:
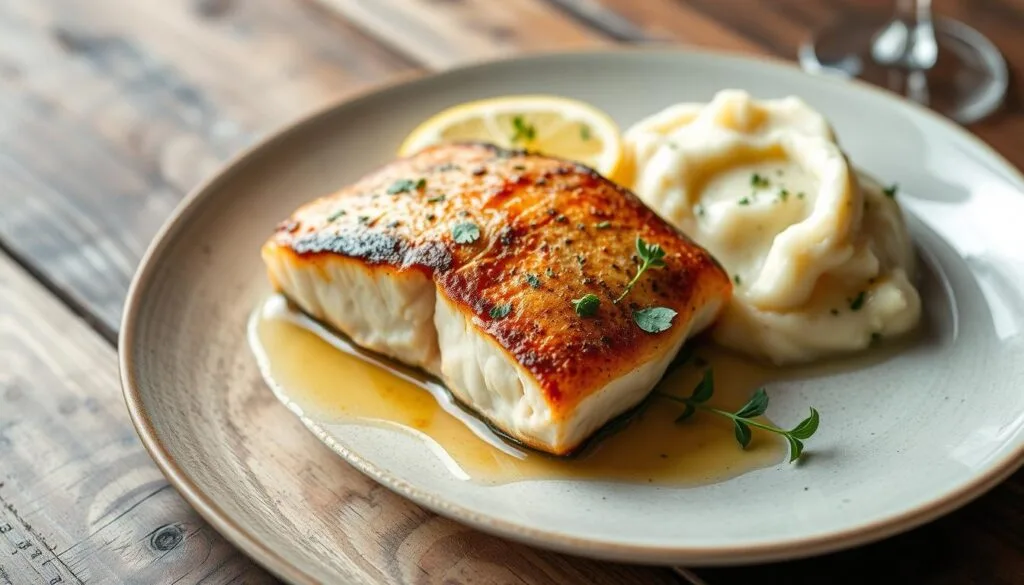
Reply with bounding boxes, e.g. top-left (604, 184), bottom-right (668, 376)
top-left (263, 143), bottom-right (731, 454)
